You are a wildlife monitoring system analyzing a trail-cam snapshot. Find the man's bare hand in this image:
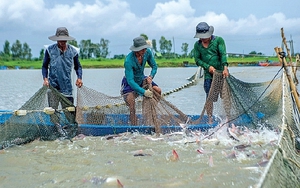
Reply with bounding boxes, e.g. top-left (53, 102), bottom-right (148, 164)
top-left (76, 79), bottom-right (83, 88)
